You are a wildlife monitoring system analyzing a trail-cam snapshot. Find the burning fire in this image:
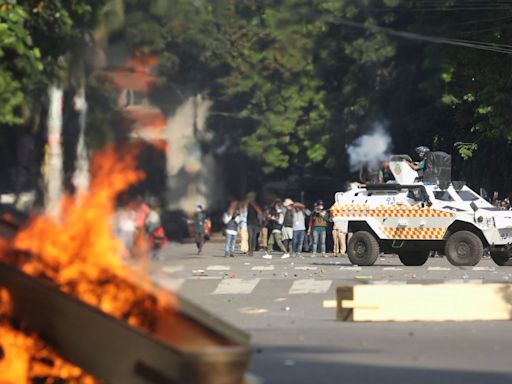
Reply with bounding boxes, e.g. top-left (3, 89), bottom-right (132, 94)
top-left (0, 144), bottom-right (172, 383)
top-left (1, 289), bottom-right (97, 384)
